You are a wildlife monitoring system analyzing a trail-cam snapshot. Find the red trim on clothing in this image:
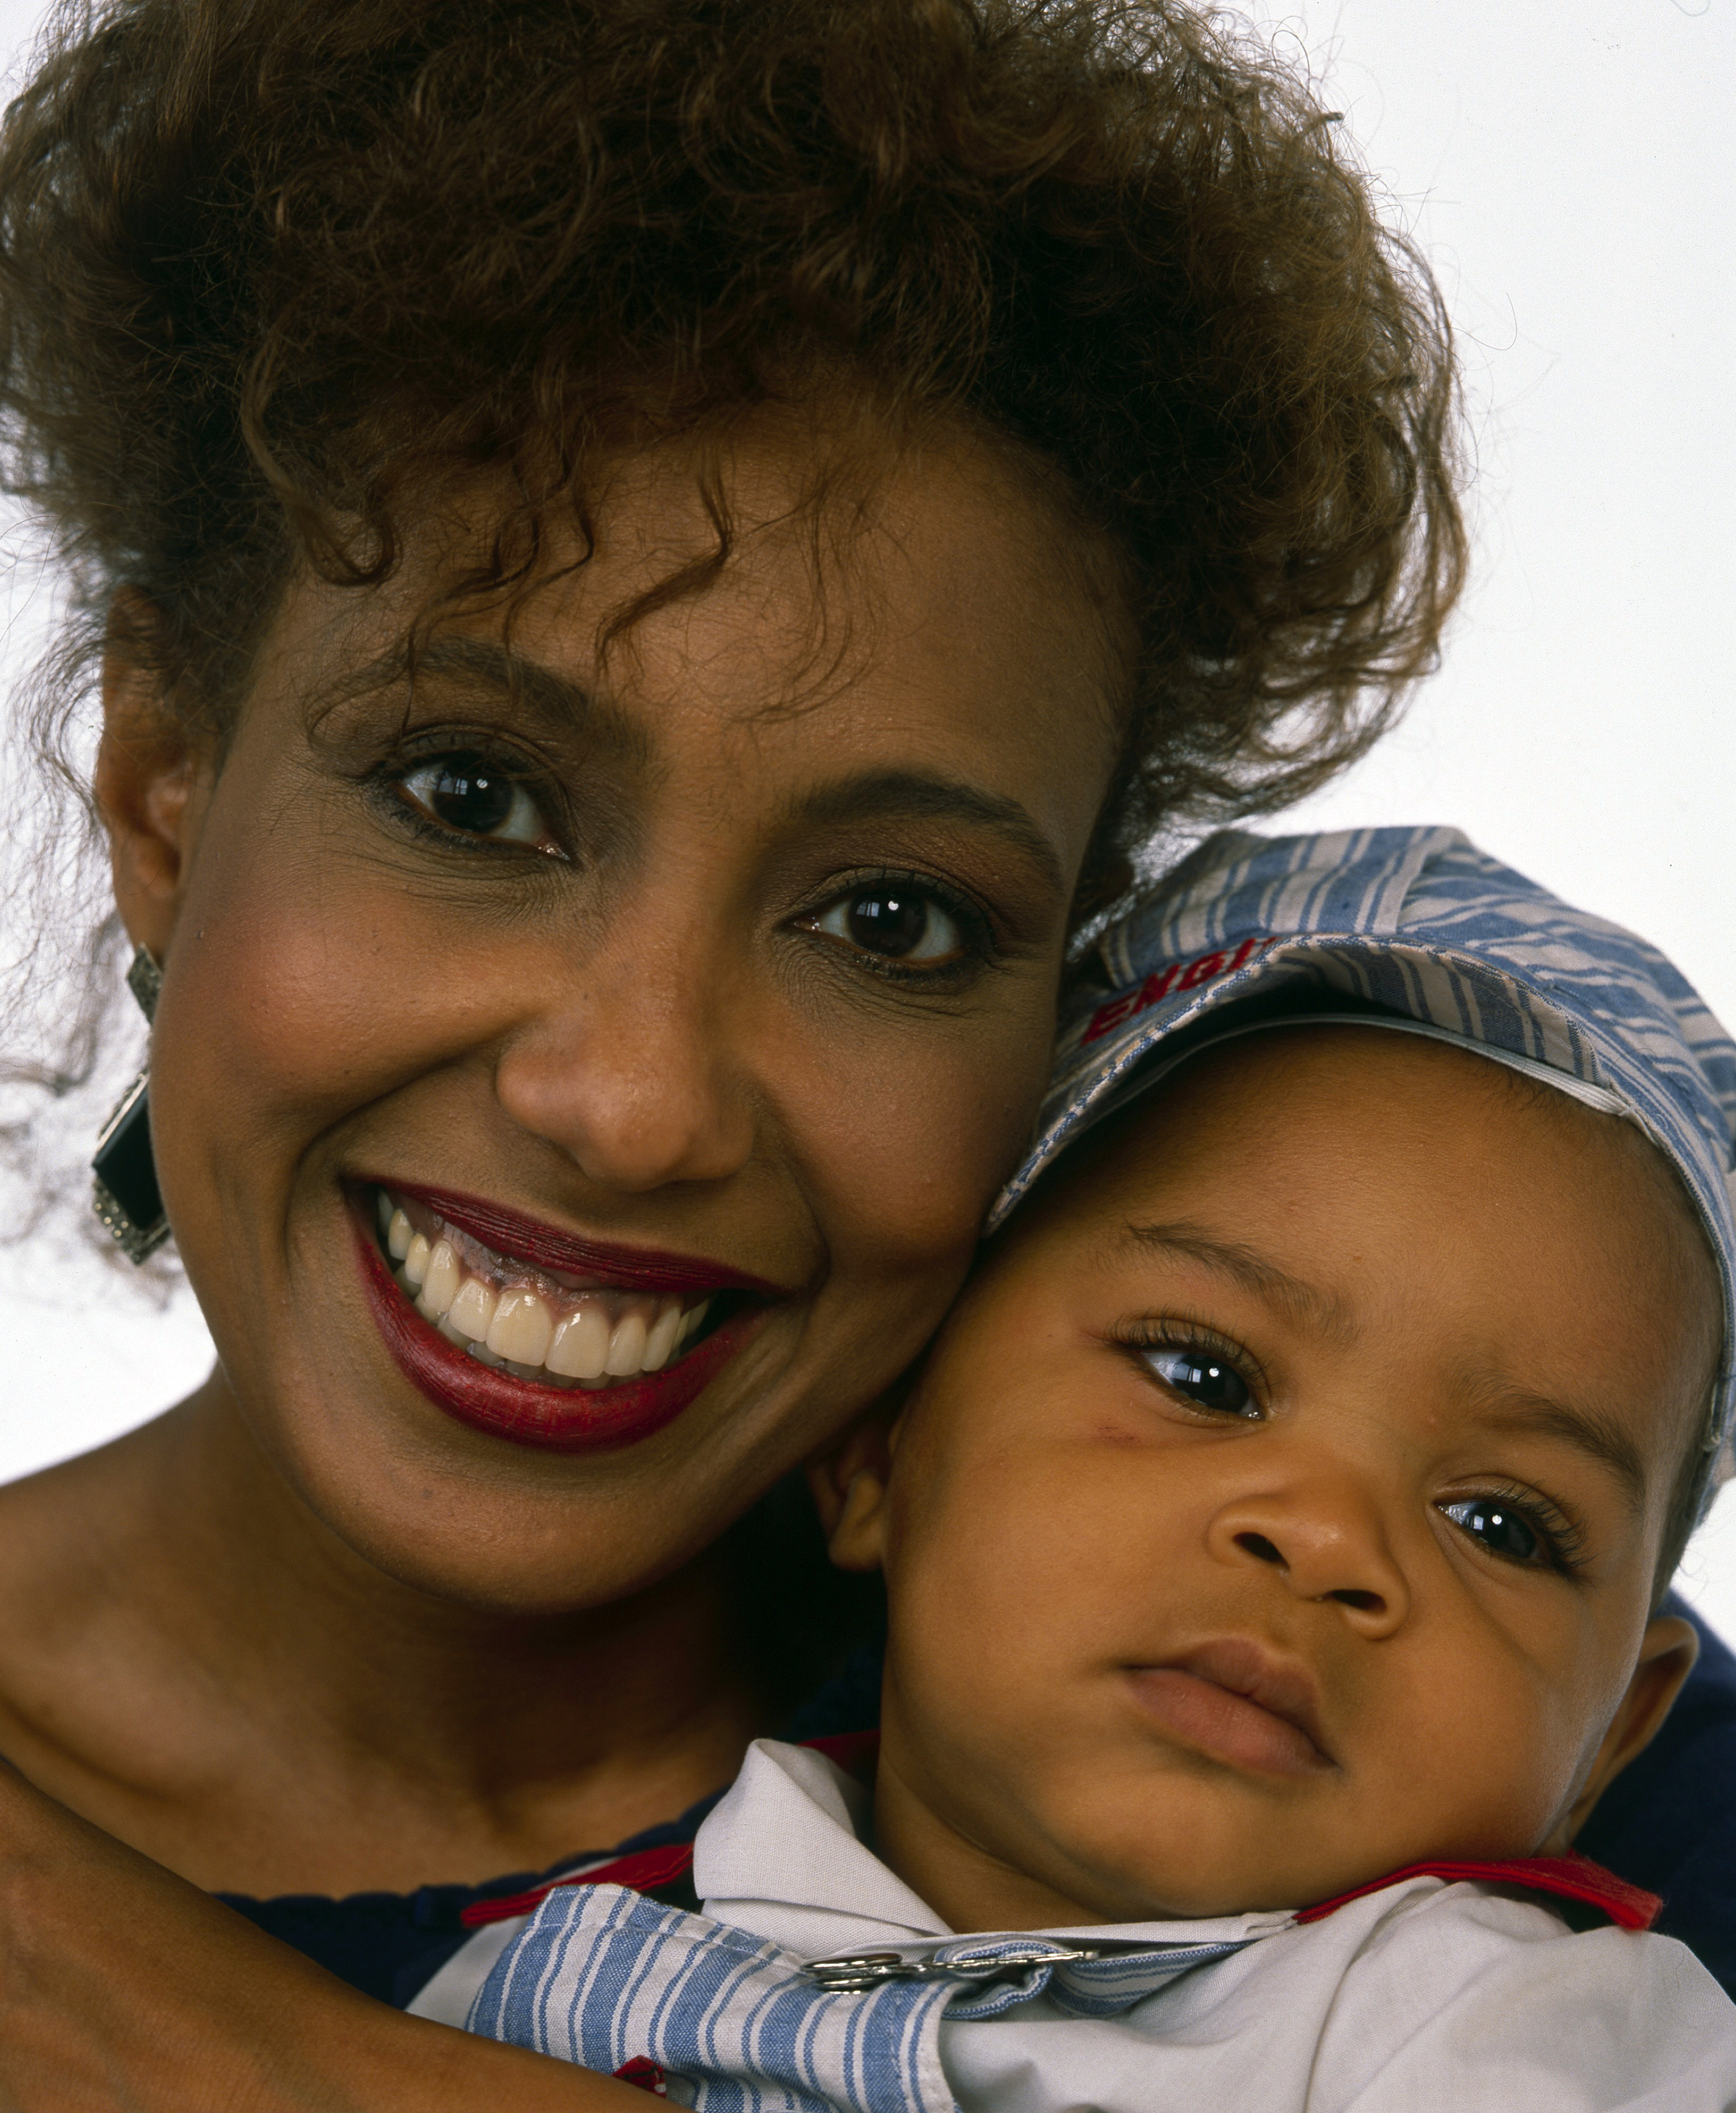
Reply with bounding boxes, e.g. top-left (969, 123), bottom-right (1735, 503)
top-left (460, 1734), bottom-right (882, 1930)
top-left (461, 1842), bottom-right (696, 1928)
top-left (1294, 1851), bottom-right (1661, 1932)
top-left (800, 1729), bottom-right (881, 1779)
top-left (612, 2057), bottom-right (669, 2093)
